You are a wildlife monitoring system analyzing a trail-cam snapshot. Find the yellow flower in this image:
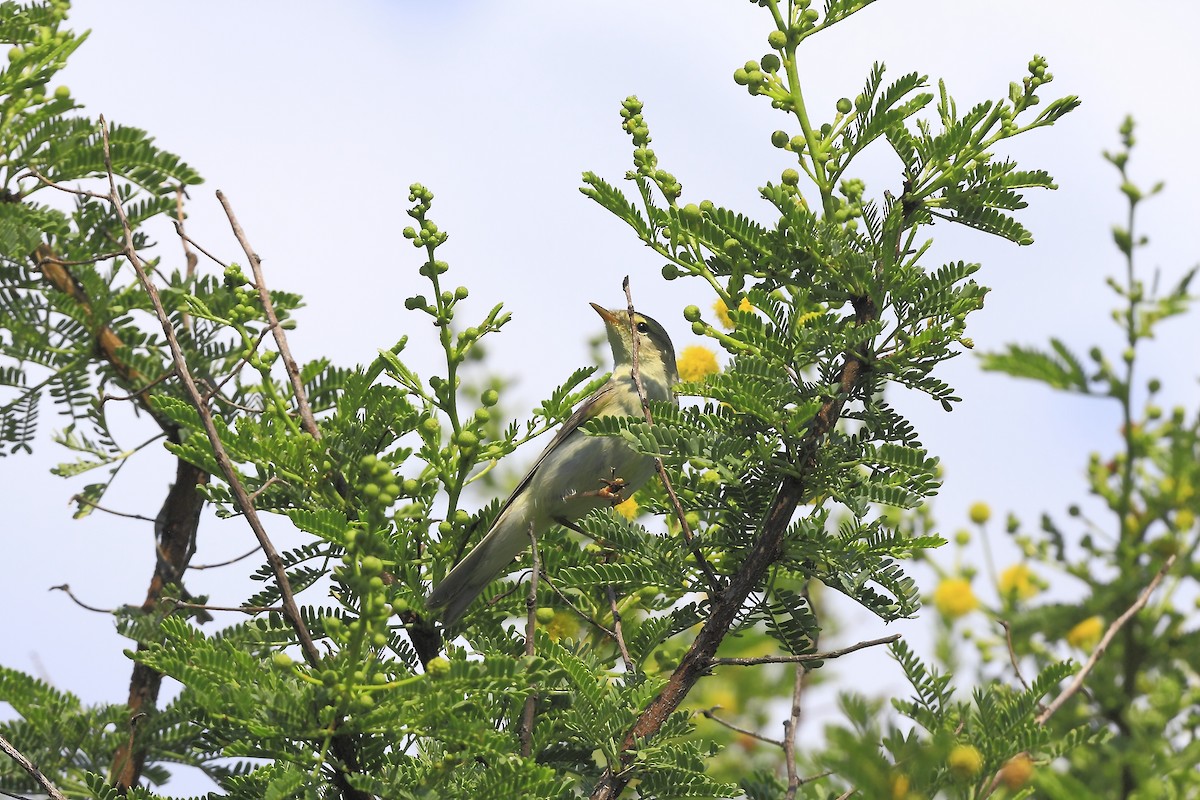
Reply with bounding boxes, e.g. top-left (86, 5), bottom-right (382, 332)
top-left (678, 345), bottom-right (720, 382)
top-left (933, 577), bottom-right (979, 619)
top-left (614, 496), bottom-right (640, 520)
top-left (1066, 615), bottom-right (1104, 651)
top-left (544, 609), bottom-right (580, 641)
top-left (890, 773), bottom-right (910, 800)
top-left (948, 744), bottom-right (984, 778)
top-left (713, 296), bottom-right (754, 329)
top-left (968, 501), bottom-right (991, 524)
top-left (999, 753), bottom-right (1034, 789)
top-left (998, 563), bottom-right (1040, 601)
